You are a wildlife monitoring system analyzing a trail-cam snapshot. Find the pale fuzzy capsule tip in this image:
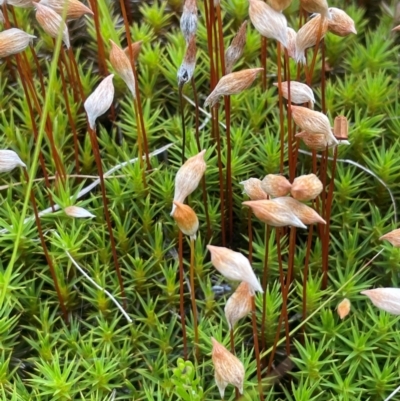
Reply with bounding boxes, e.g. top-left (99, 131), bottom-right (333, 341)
top-left (291, 105), bottom-right (332, 138)
top-left (328, 7), bottom-right (357, 36)
top-left (380, 229), bottom-right (400, 247)
top-left (239, 178), bottom-right (269, 200)
top-left (273, 196), bottom-right (326, 225)
top-left (109, 40), bottom-right (136, 97)
top-left (261, 174), bottom-right (292, 198)
top-left (124, 40), bottom-right (143, 62)
top-left (0, 150), bottom-right (26, 173)
top-left (34, 2), bottom-right (70, 48)
top-left (273, 81), bottom-right (315, 107)
top-left (267, 0), bottom-right (292, 12)
top-left (0, 28), bottom-right (36, 59)
top-left (361, 288), bottom-right (400, 315)
top-left (40, 0), bottom-right (94, 20)
top-left (248, 0), bottom-right (288, 47)
top-left (5, 0), bottom-right (33, 8)
top-left (243, 199), bottom-right (307, 229)
top-left (171, 201), bottom-right (199, 240)
top-left (286, 27), bottom-right (297, 60)
top-left (295, 14), bottom-right (328, 64)
top-left (224, 281), bottom-right (253, 329)
top-left (84, 74), bottom-right (115, 130)
top-left (300, 0), bottom-right (330, 18)
top-left (207, 245), bottom-right (263, 293)
top-left (211, 337), bottom-right (245, 398)
top-left (204, 68), bottom-right (263, 107)
top-left (172, 150), bottom-right (207, 213)
top-left (225, 20), bottom-right (247, 75)
top-left (290, 173), bottom-right (323, 201)
top-left (64, 205), bottom-right (95, 218)
top-left (337, 298), bottom-right (351, 319)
